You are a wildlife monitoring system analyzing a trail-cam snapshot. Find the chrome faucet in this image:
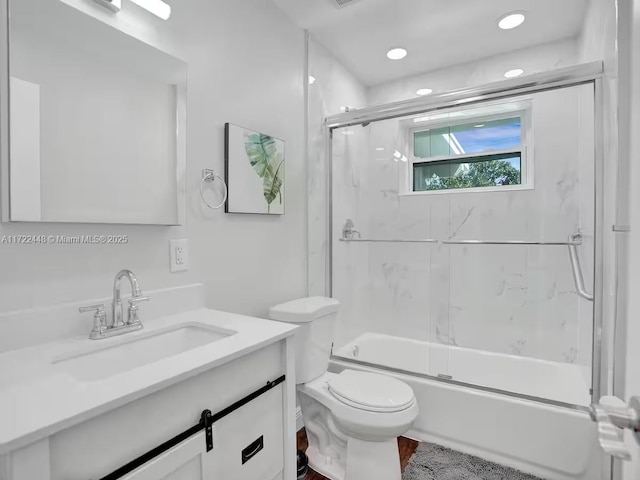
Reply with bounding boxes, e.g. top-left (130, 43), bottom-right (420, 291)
top-left (79, 269), bottom-right (149, 340)
top-left (112, 269), bottom-right (148, 327)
